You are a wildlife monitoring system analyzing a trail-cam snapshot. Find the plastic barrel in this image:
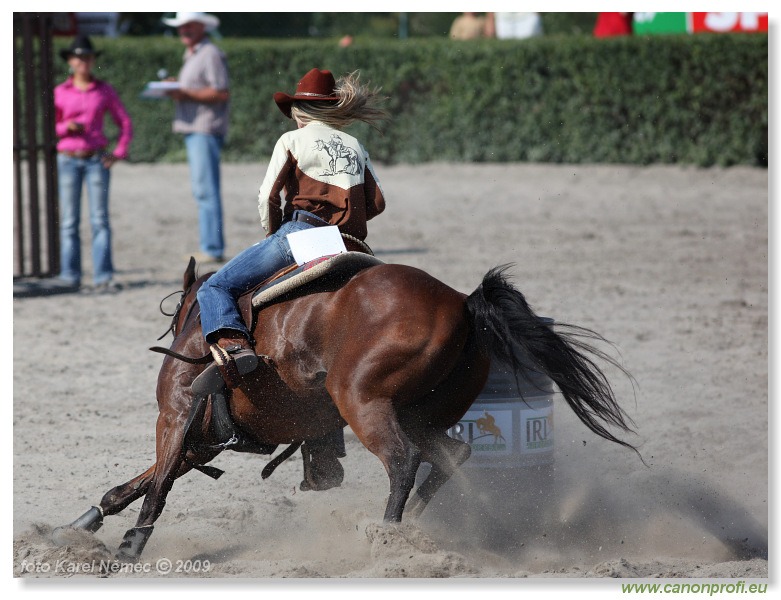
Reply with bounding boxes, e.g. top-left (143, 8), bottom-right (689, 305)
top-left (450, 356), bottom-right (554, 470)
top-left (414, 318), bottom-right (556, 551)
